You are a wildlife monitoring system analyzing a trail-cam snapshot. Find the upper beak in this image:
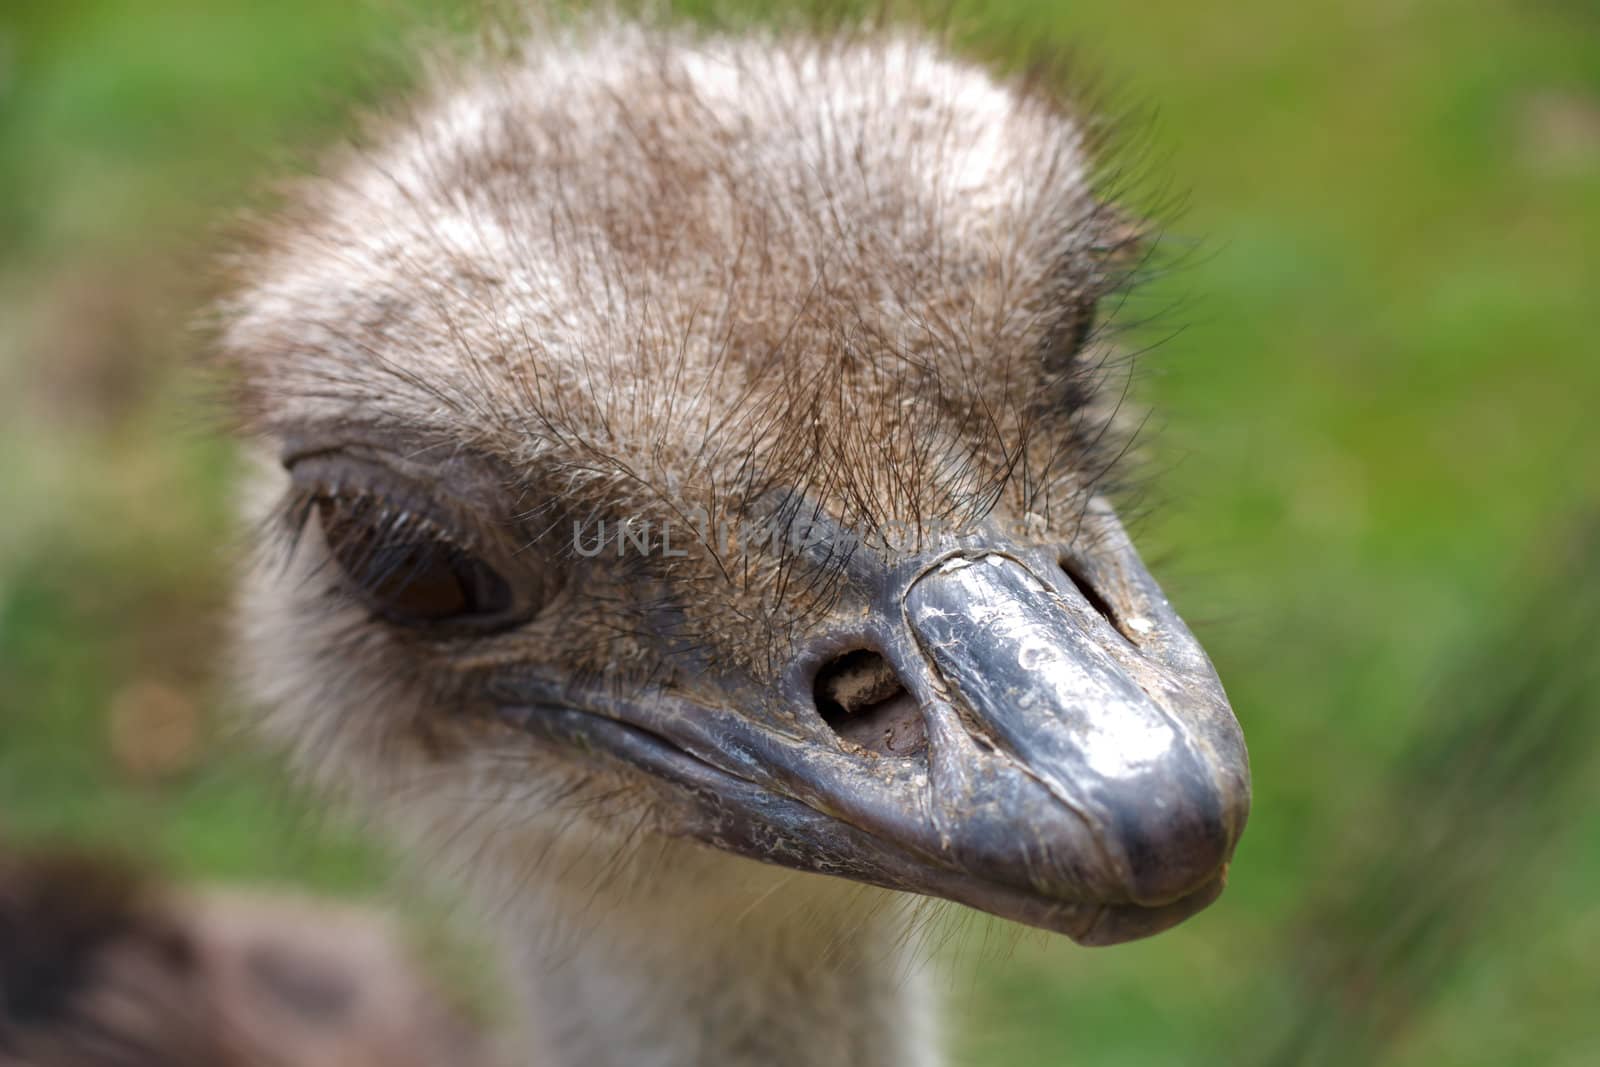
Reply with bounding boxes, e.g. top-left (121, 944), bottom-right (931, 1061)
top-left (903, 551), bottom-right (1246, 910)
top-left (494, 506), bottom-right (1250, 944)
